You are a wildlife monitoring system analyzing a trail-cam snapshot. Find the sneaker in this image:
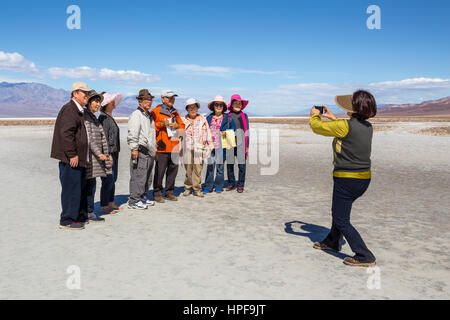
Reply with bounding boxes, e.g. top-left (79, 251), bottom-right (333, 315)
top-left (202, 189), bottom-right (211, 194)
top-left (183, 190), bottom-right (192, 196)
top-left (127, 201), bottom-right (148, 210)
top-left (145, 200), bottom-right (155, 206)
top-left (343, 257), bottom-right (376, 267)
top-left (313, 242), bottom-right (339, 252)
top-left (226, 185), bottom-right (235, 191)
top-left (164, 194), bottom-right (178, 201)
top-left (88, 212), bottom-right (105, 222)
top-left (193, 191), bottom-right (205, 198)
top-left (59, 222), bottom-right (85, 230)
top-left (237, 187), bottom-right (244, 193)
top-left (215, 189), bottom-right (224, 193)
top-left (154, 195), bottom-right (165, 203)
